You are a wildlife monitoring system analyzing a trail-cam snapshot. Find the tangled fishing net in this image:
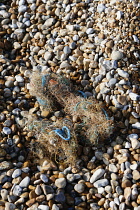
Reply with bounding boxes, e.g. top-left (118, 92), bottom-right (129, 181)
top-left (26, 70), bottom-right (114, 165)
